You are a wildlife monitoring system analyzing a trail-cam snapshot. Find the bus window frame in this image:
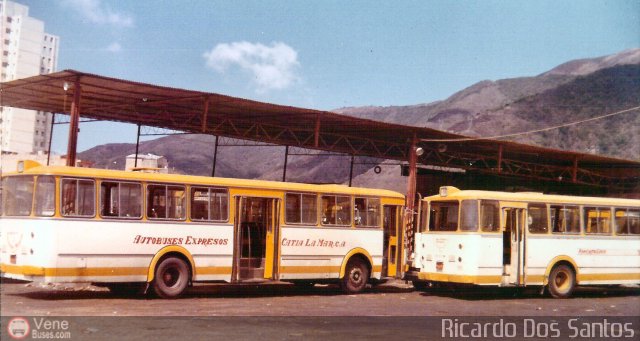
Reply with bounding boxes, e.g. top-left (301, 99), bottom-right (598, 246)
top-left (320, 194), bottom-right (352, 227)
top-left (189, 185), bottom-right (230, 223)
top-left (34, 175), bottom-right (56, 217)
top-left (527, 202), bottom-right (549, 234)
top-left (427, 200), bottom-right (459, 232)
top-left (480, 200), bottom-right (501, 233)
top-left (550, 205), bottom-right (581, 235)
top-left (1, 175), bottom-right (35, 217)
top-left (284, 192), bottom-right (318, 226)
top-left (614, 207), bottom-right (640, 236)
top-left (60, 177), bottom-right (96, 218)
top-left (99, 180), bottom-right (143, 220)
top-left (354, 196), bottom-right (382, 229)
top-left (146, 183), bottom-right (187, 221)
top-left (583, 206), bottom-right (613, 235)
top-left (459, 199), bottom-right (479, 232)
